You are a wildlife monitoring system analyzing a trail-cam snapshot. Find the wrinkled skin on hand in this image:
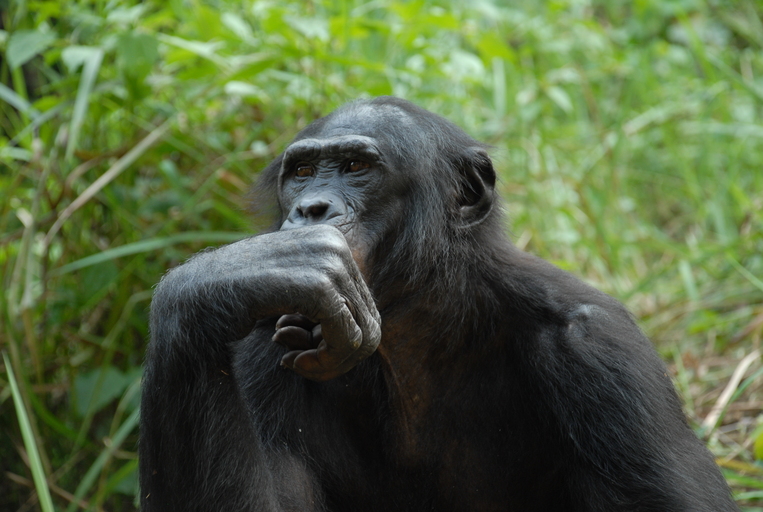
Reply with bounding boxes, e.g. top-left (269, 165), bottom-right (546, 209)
top-left (265, 226), bottom-right (381, 381)
top-left (152, 224), bottom-right (380, 382)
